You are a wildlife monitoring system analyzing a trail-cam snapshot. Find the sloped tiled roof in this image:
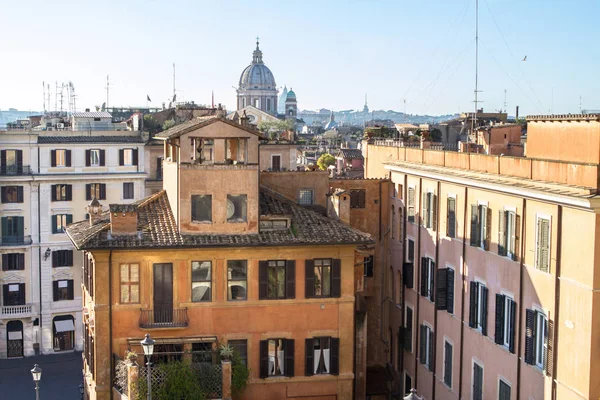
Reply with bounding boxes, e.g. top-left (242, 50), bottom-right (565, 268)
top-left (38, 135), bottom-right (144, 144)
top-left (337, 148), bottom-right (364, 159)
top-left (155, 116), bottom-right (264, 140)
top-left (66, 189), bottom-right (373, 250)
top-left (72, 111), bottom-right (112, 118)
